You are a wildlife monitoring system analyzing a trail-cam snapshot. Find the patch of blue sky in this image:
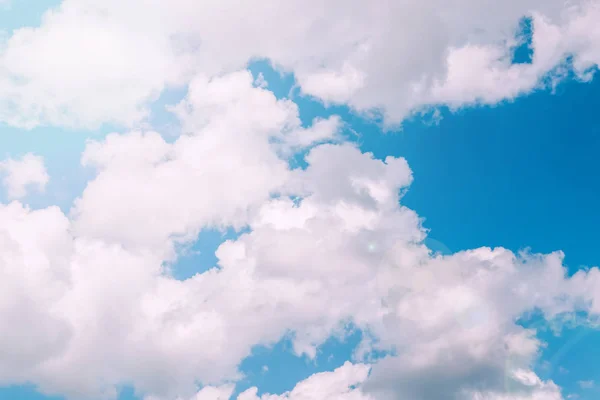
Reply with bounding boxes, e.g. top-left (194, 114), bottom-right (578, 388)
top-left (0, 386), bottom-right (64, 400)
top-left (0, 124), bottom-right (105, 212)
top-left (512, 16), bottom-right (534, 64)
top-left (0, 0), bottom-right (61, 33)
top-left (233, 327), bottom-right (371, 397)
top-left (535, 319), bottom-right (600, 399)
top-left (0, 385), bottom-right (139, 400)
top-left (145, 87), bottom-right (187, 142)
top-left (169, 227), bottom-right (243, 280)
